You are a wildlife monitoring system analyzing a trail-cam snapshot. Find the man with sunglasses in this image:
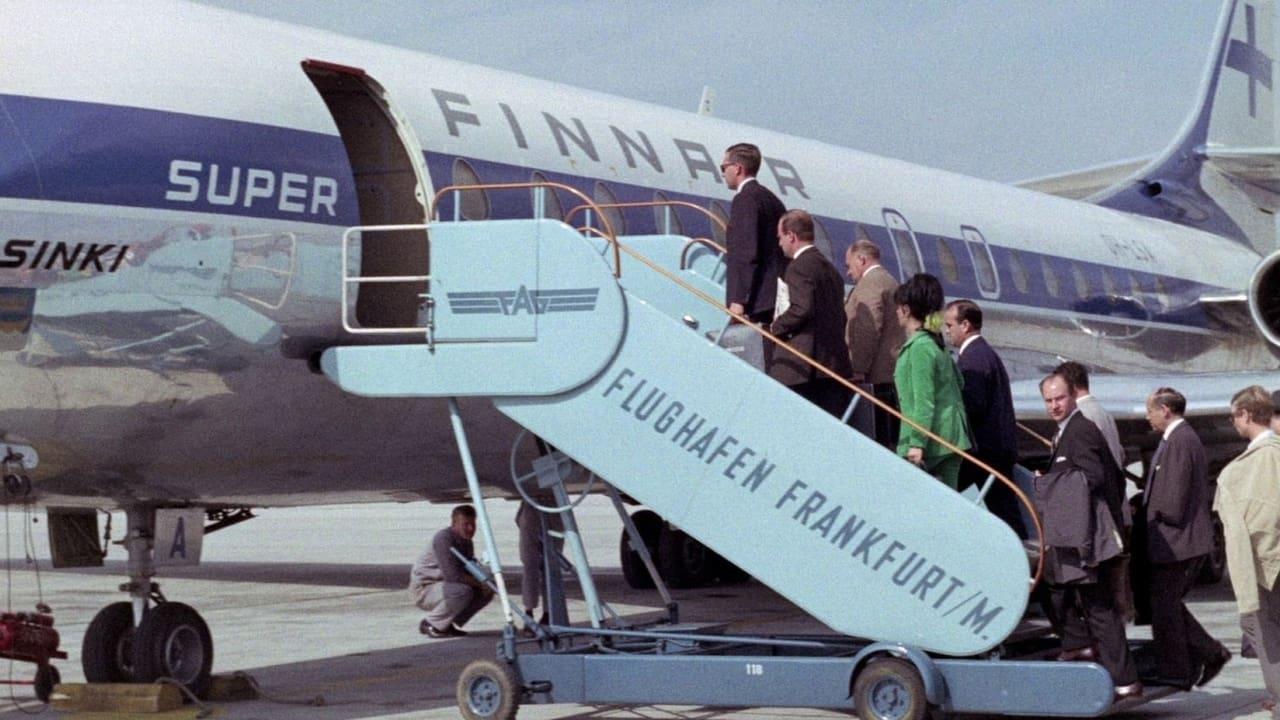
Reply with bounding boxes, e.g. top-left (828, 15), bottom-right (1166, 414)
top-left (721, 143), bottom-right (786, 325)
